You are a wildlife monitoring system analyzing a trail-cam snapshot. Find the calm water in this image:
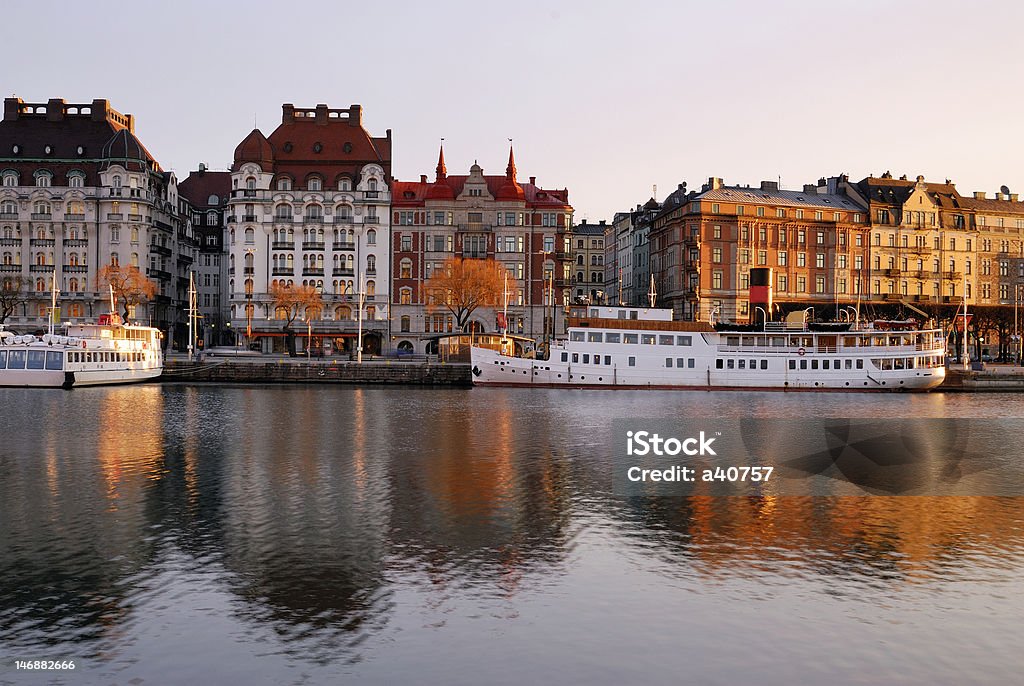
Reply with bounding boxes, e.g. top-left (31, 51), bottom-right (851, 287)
top-left (1, 386), bottom-right (1023, 685)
